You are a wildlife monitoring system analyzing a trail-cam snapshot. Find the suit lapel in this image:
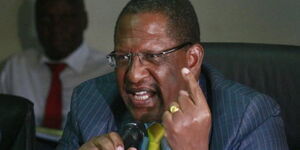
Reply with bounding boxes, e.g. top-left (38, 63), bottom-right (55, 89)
top-left (95, 72), bottom-right (133, 130)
